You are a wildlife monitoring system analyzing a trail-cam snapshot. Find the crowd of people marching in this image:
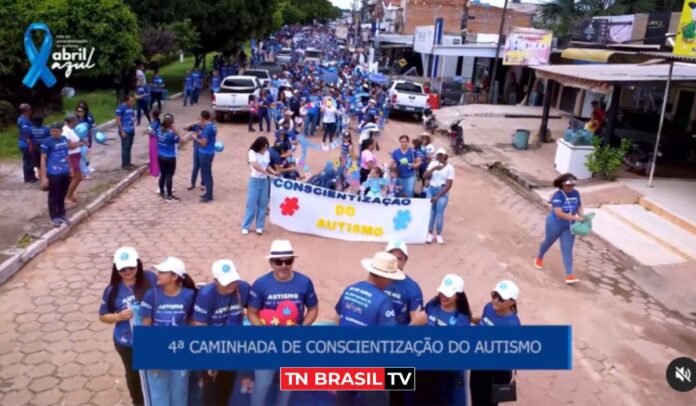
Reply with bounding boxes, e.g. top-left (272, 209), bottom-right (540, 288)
top-left (101, 239), bottom-right (521, 406)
